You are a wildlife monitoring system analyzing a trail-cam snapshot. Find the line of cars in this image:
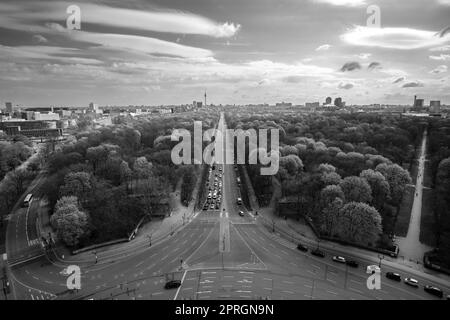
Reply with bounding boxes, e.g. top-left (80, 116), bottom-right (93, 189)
top-left (296, 243), bottom-right (449, 299)
top-left (385, 271), bottom-right (447, 299)
top-left (203, 166), bottom-right (223, 211)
